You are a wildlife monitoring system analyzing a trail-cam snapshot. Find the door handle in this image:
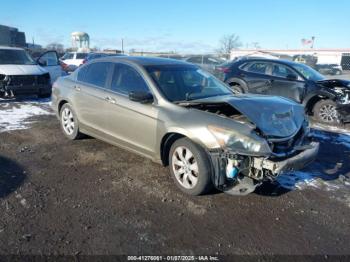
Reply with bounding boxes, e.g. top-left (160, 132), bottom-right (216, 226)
top-left (74, 85), bottom-right (81, 91)
top-left (105, 96), bottom-right (116, 104)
